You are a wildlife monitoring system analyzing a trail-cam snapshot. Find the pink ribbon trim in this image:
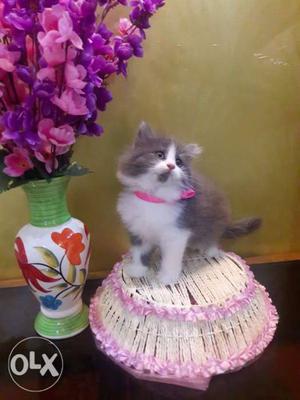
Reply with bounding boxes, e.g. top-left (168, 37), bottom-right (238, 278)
top-left (134, 188), bottom-right (196, 204)
top-left (101, 253), bottom-right (258, 322)
top-left (89, 285), bottom-right (279, 384)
